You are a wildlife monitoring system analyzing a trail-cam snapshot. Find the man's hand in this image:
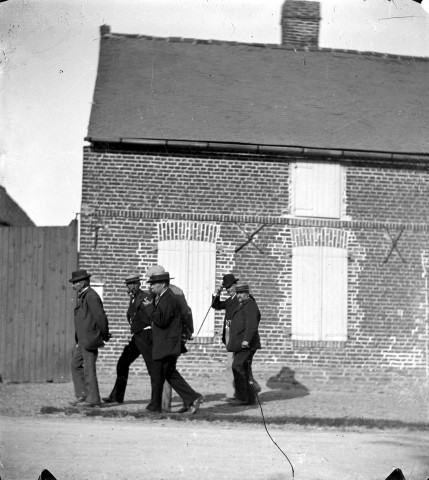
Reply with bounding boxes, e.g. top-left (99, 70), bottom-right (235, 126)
top-left (214, 285), bottom-right (223, 296)
top-left (142, 298), bottom-right (152, 307)
top-left (241, 340), bottom-right (249, 349)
